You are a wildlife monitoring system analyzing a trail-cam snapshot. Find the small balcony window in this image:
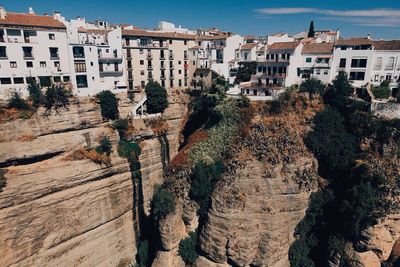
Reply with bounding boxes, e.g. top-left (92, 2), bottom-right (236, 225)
top-left (0, 46), bottom-right (7, 58)
top-left (23, 47), bottom-right (33, 58)
top-left (76, 75), bottom-right (88, 88)
top-left (75, 61), bottom-right (86, 73)
top-left (49, 47), bottom-right (59, 59)
top-left (73, 46), bottom-right (85, 58)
